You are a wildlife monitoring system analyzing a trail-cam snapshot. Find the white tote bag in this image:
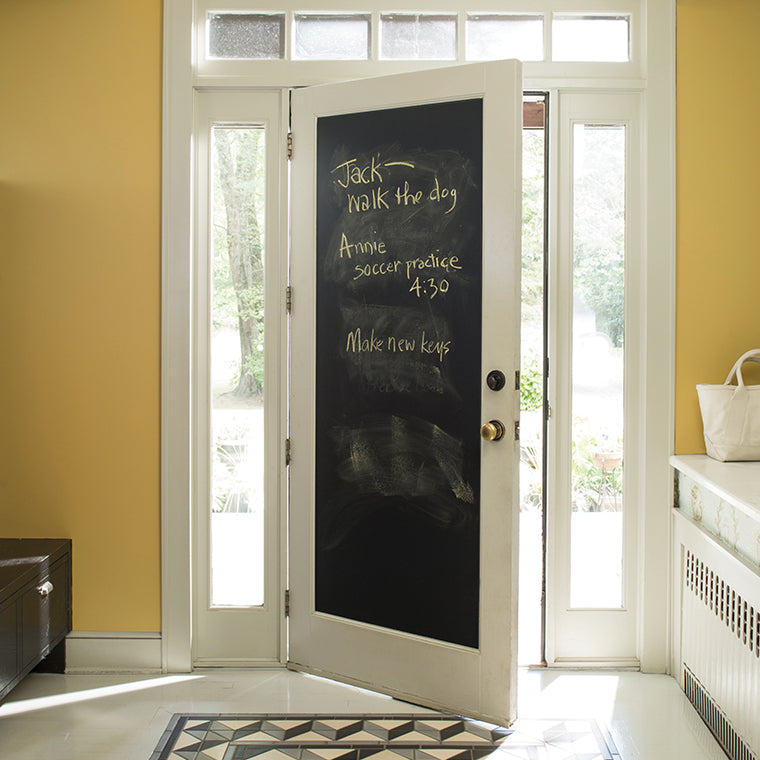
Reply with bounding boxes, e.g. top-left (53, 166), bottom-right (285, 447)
top-left (696, 348), bottom-right (760, 461)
